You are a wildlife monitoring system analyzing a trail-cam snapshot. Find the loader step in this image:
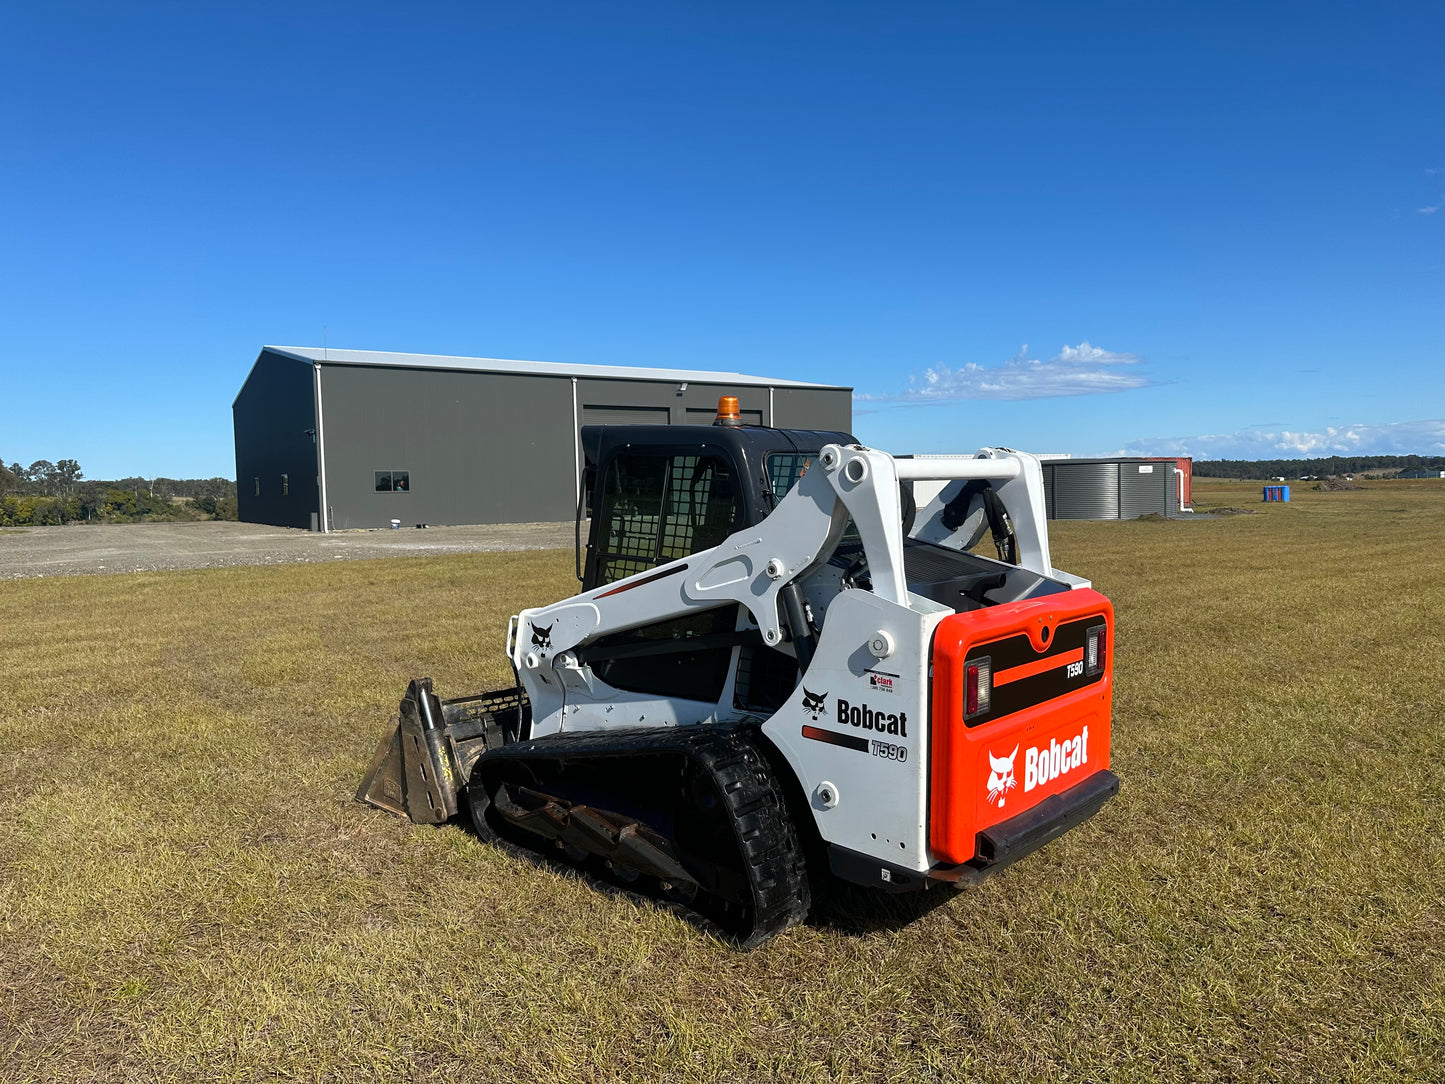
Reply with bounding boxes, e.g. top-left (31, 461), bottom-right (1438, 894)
top-left (469, 726), bottom-right (811, 949)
